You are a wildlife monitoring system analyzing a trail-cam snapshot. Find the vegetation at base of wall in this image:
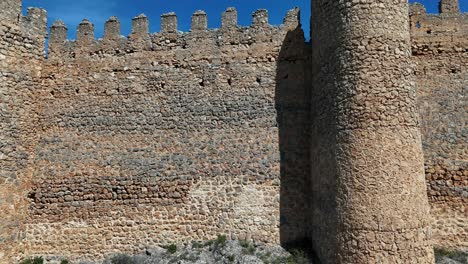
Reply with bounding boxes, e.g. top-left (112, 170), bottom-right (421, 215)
top-left (238, 239), bottom-right (257, 255)
top-left (434, 248), bottom-right (468, 263)
top-left (202, 234), bottom-right (228, 249)
top-left (19, 257), bottom-right (44, 264)
top-left (105, 236), bottom-right (309, 264)
top-left (165, 244), bottom-right (177, 254)
top-left (214, 234), bottom-right (227, 248)
top-left (227, 254), bottom-right (236, 262)
top-left (16, 246), bottom-right (468, 264)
